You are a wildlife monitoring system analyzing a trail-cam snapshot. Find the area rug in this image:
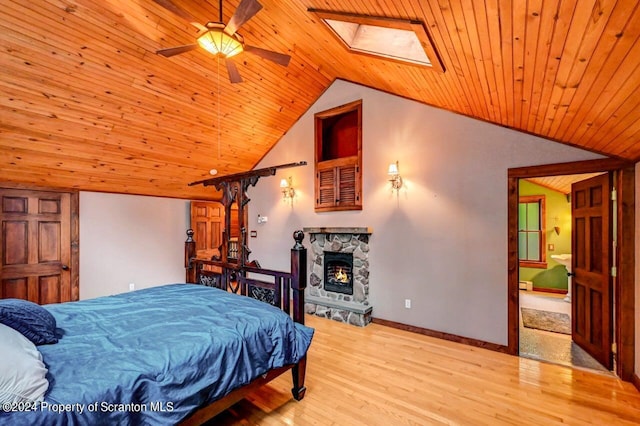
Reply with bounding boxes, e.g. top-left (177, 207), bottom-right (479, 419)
top-left (521, 307), bottom-right (571, 335)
